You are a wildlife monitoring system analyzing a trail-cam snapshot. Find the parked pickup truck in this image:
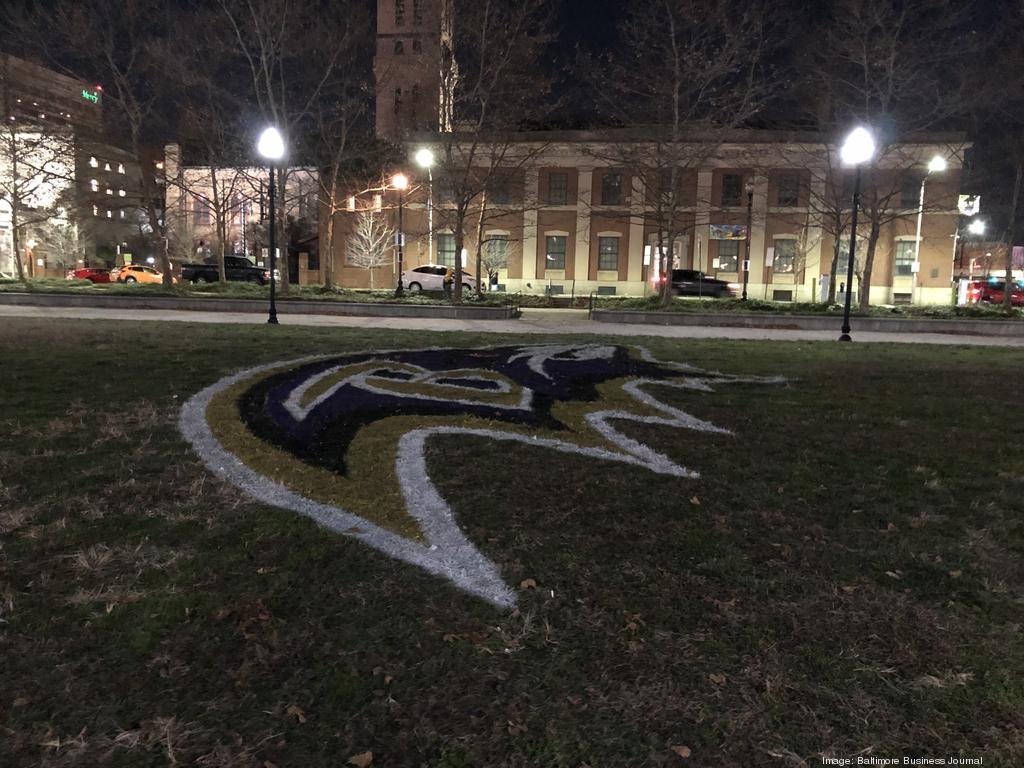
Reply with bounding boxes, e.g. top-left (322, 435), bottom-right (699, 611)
top-left (180, 255), bottom-right (272, 285)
